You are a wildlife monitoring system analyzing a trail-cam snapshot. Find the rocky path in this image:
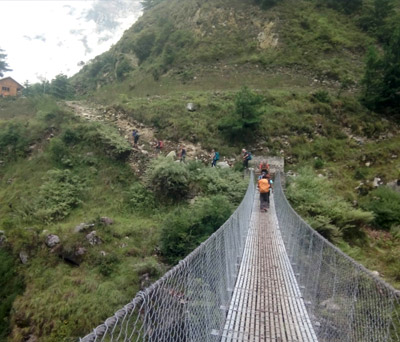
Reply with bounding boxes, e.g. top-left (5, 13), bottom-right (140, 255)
top-left (64, 100), bottom-right (211, 174)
